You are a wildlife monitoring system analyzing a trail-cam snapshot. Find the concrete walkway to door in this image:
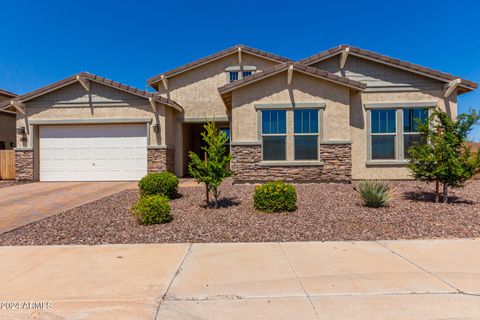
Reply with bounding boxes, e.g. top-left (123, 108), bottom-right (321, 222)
top-left (0, 182), bottom-right (137, 234)
top-left (0, 239), bottom-right (479, 319)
